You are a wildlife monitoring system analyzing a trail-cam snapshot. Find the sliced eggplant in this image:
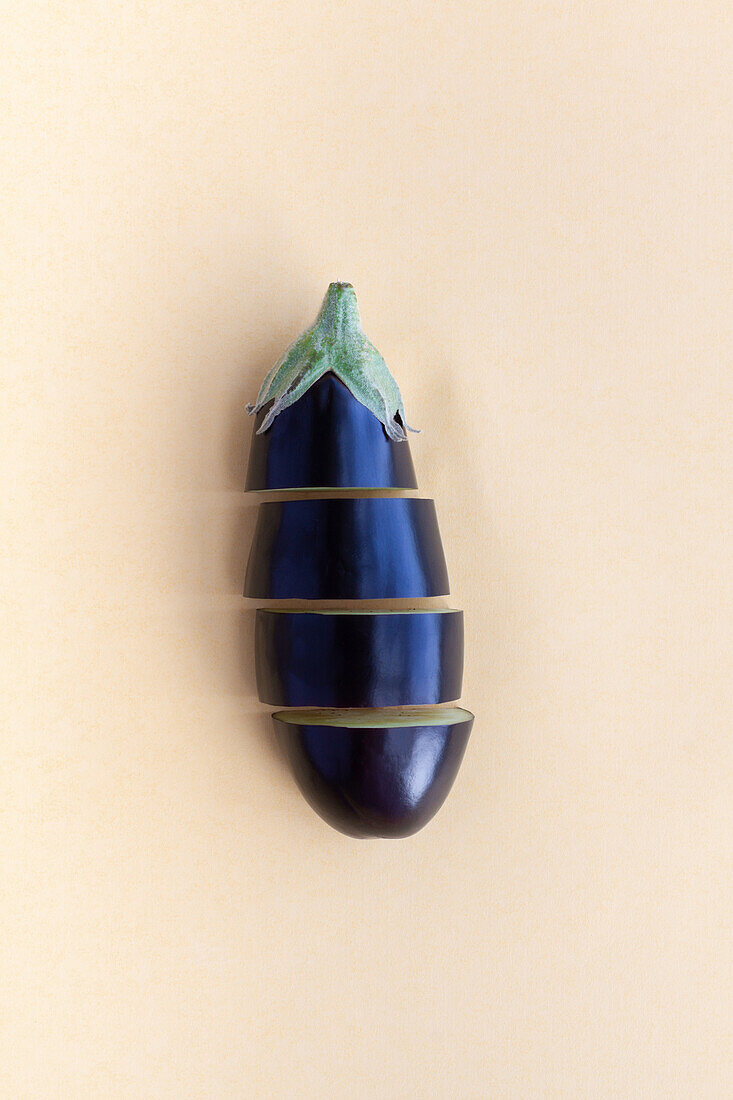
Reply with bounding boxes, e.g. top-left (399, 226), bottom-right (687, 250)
top-left (246, 374), bottom-right (418, 491)
top-left (256, 610), bottom-right (463, 707)
top-left (242, 283), bottom-right (474, 839)
top-left (244, 497), bottom-right (449, 599)
top-left (273, 707), bottom-right (474, 838)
